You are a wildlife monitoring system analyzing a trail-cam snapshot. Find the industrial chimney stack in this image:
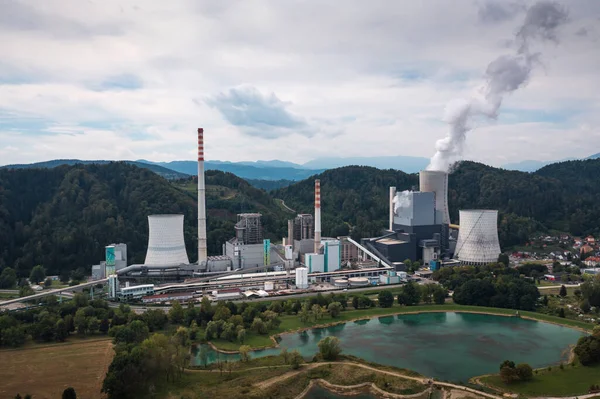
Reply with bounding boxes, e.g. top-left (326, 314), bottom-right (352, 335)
top-left (314, 179), bottom-right (321, 253)
top-left (197, 128), bottom-right (208, 263)
top-left (389, 186), bottom-right (397, 231)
